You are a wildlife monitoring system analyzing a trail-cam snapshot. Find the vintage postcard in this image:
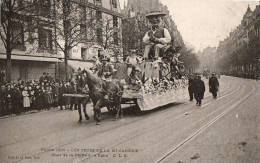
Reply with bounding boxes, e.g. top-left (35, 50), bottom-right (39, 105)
top-left (0, 0), bottom-right (259, 162)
